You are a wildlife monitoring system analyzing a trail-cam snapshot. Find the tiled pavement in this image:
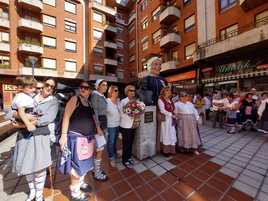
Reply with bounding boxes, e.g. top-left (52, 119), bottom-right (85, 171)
top-left (1, 126), bottom-right (268, 201)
